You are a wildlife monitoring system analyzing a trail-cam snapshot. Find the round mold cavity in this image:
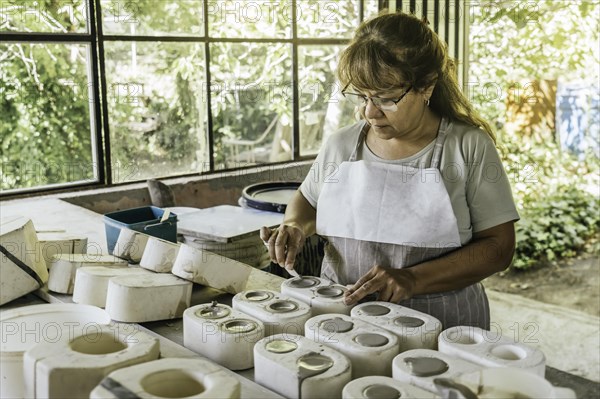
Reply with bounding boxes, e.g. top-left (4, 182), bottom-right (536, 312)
top-left (404, 357), bottom-right (449, 377)
top-left (69, 333), bottom-right (126, 355)
top-left (353, 333), bottom-right (389, 347)
top-left (359, 304), bottom-right (391, 316)
top-left (267, 300), bottom-right (298, 313)
top-left (197, 306), bottom-right (230, 319)
top-left (446, 329), bottom-right (484, 345)
top-left (141, 369), bottom-right (204, 398)
top-left (320, 317), bottom-right (354, 333)
top-left (362, 384), bottom-right (400, 399)
top-left (490, 344), bottom-right (528, 360)
top-left (289, 276), bottom-right (320, 288)
top-left (265, 339), bottom-right (298, 354)
top-left (244, 290), bottom-right (273, 302)
top-left (223, 319), bottom-right (258, 334)
top-left (297, 353), bottom-right (334, 373)
top-left (315, 286), bottom-right (344, 298)
top-left (393, 316), bottom-right (425, 328)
